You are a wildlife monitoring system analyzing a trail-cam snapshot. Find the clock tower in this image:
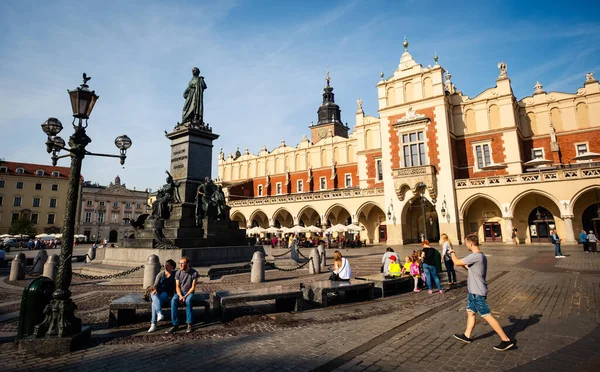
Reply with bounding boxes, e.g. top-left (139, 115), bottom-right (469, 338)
top-left (310, 70), bottom-right (349, 144)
